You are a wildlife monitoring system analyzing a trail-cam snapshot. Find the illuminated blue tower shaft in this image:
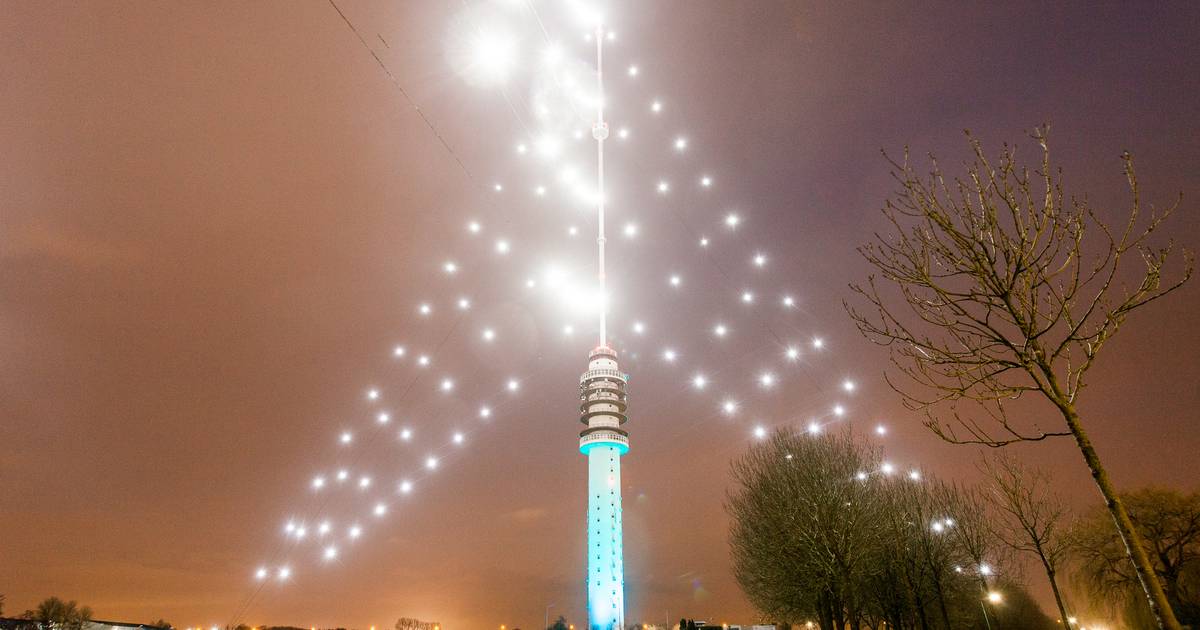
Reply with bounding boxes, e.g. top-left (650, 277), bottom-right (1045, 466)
top-left (579, 347), bottom-right (629, 630)
top-left (587, 445), bottom-right (625, 628)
